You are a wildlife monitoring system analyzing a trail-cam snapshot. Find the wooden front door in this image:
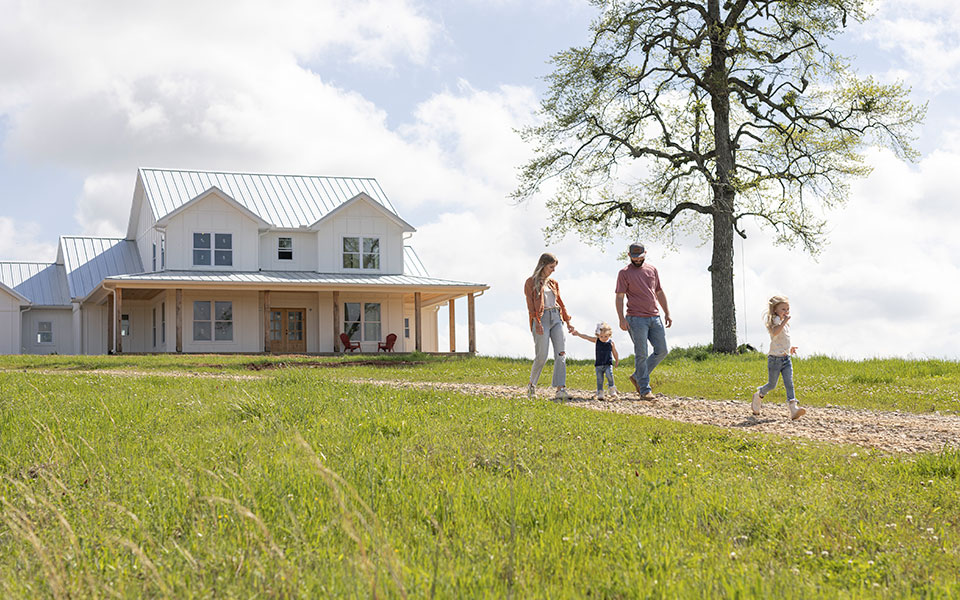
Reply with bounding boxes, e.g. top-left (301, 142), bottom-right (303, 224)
top-left (268, 308), bottom-right (307, 353)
